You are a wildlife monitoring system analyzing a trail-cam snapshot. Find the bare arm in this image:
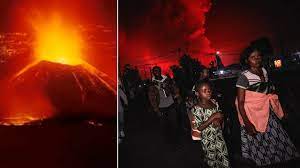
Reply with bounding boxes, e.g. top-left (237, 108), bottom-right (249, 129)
top-left (189, 108), bottom-right (213, 132)
top-left (237, 88), bottom-right (250, 124)
top-left (197, 112), bottom-right (222, 131)
top-left (237, 87), bottom-right (257, 135)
